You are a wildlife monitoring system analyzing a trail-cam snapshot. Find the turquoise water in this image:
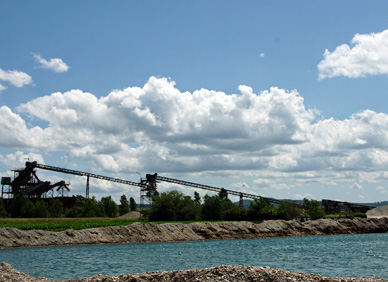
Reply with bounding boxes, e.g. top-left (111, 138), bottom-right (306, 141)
top-left (0, 233), bottom-right (387, 280)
